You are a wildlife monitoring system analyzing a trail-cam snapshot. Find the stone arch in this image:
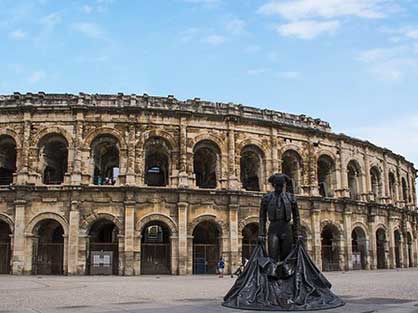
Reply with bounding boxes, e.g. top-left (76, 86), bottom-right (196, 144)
top-left (192, 134), bottom-right (226, 154)
top-left (280, 148), bottom-right (304, 193)
top-left (317, 153), bottom-right (337, 198)
top-left (83, 127), bottom-right (127, 149)
top-left (351, 222), bottom-right (369, 241)
top-left (193, 139), bottom-right (222, 189)
top-left (189, 214), bottom-right (225, 237)
top-left (80, 212), bottom-right (124, 235)
top-left (279, 144), bottom-right (303, 158)
top-left (137, 129), bottom-right (177, 151)
top-left (236, 138), bottom-right (267, 156)
top-left (26, 212), bottom-right (68, 236)
top-left (320, 220), bottom-right (344, 236)
top-left (239, 144), bottom-right (266, 191)
top-left (347, 159), bottom-right (363, 200)
top-left (32, 127), bottom-right (74, 148)
top-left (0, 213), bottom-right (14, 233)
top-left (0, 129), bottom-right (21, 148)
top-left (320, 220), bottom-right (343, 271)
top-left (314, 149), bottom-right (337, 161)
top-left (136, 213), bottom-right (178, 237)
top-left (238, 215), bottom-right (259, 234)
